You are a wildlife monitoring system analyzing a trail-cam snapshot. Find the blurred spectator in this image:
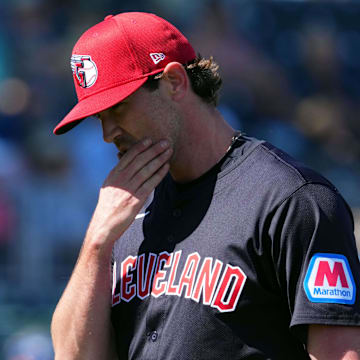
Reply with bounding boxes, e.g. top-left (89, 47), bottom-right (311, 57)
top-left (3, 326), bottom-right (53, 360)
top-left (294, 23), bottom-right (360, 166)
top-left (12, 128), bottom-right (92, 300)
top-left (353, 208), bottom-right (360, 257)
top-left (190, 0), bottom-right (296, 120)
